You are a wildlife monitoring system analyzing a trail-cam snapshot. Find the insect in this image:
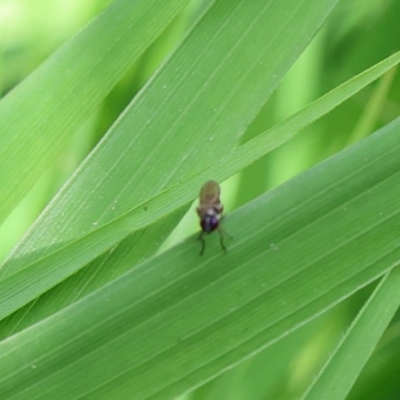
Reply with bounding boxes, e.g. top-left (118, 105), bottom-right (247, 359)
top-left (196, 180), bottom-right (230, 255)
